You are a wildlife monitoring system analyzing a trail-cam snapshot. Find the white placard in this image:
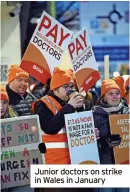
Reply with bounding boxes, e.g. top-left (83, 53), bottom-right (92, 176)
top-left (65, 111), bottom-right (100, 164)
top-left (68, 27), bottom-right (100, 91)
